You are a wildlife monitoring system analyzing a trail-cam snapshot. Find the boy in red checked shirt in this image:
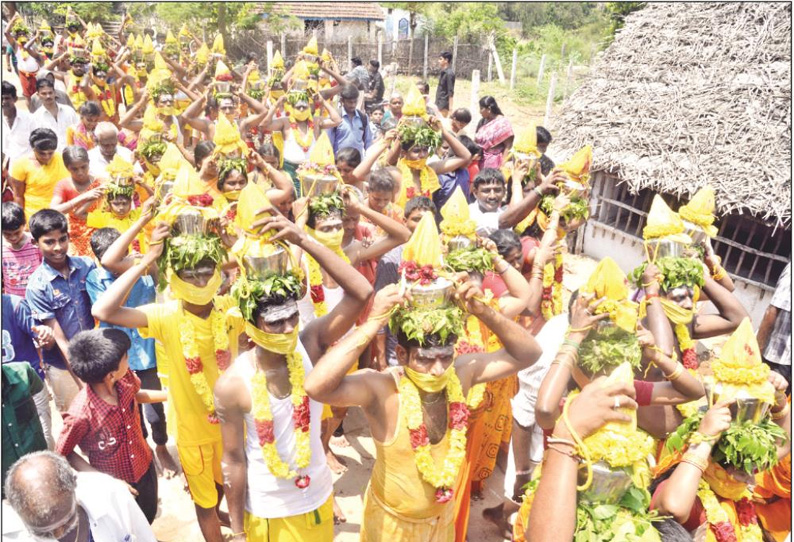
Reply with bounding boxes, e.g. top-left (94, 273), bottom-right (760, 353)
top-left (56, 328), bottom-right (167, 524)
